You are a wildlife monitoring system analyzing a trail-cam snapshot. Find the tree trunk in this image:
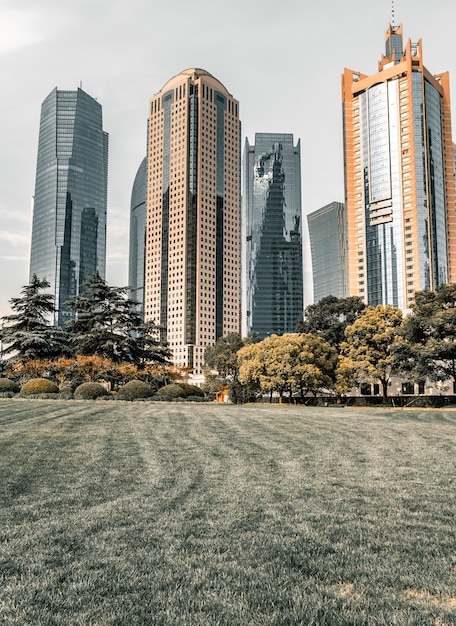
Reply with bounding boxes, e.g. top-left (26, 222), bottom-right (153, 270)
top-left (381, 379), bottom-right (389, 403)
